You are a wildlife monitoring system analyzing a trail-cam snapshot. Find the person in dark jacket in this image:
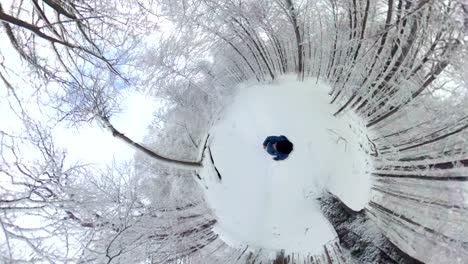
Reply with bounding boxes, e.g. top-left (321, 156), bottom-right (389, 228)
top-left (263, 135), bottom-right (293, 161)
